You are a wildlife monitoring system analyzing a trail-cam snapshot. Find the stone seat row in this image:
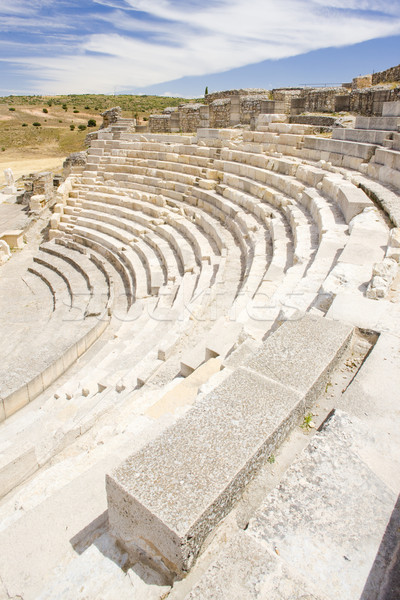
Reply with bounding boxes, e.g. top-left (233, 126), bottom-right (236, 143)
top-left (47, 128), bottom-right (393, 393)
top-left (59, 130), bottom-right (389, 372)
top-left (61, 135), bottom-right (382, 336)
top-left (87, 137), bottom-right (373, 228)
top-left (1, 257), bottom-right (112, 421)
